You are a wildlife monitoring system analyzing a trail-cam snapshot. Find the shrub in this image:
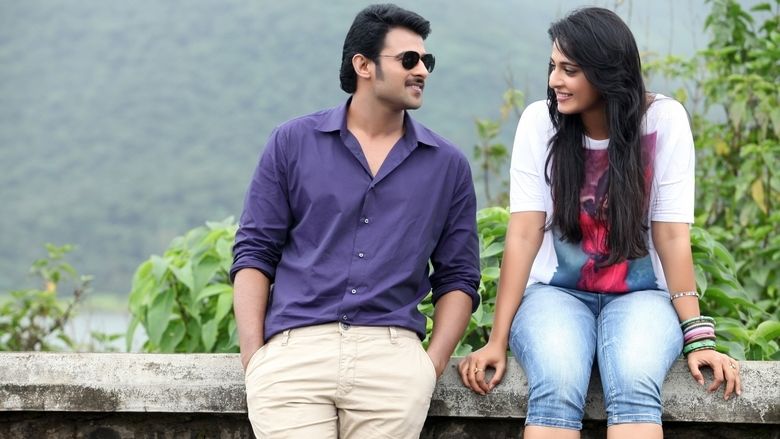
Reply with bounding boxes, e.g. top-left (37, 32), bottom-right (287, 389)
top-left (127, 218), bottom-right (237, 352)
